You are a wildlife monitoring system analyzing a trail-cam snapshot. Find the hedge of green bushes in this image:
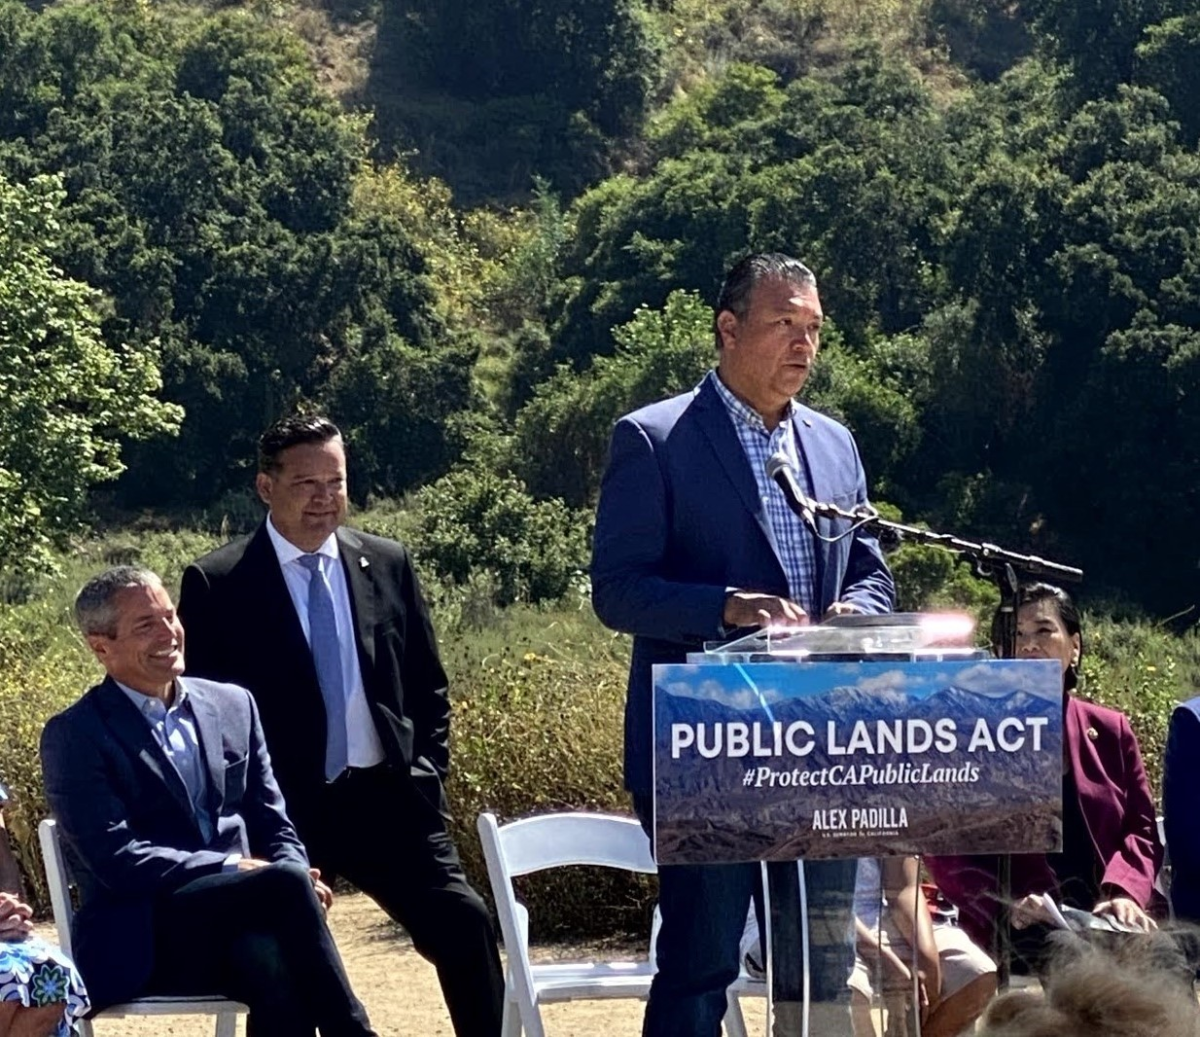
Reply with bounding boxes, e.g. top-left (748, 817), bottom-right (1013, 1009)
top-left (1, 525), bottom-right (1198, 940)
